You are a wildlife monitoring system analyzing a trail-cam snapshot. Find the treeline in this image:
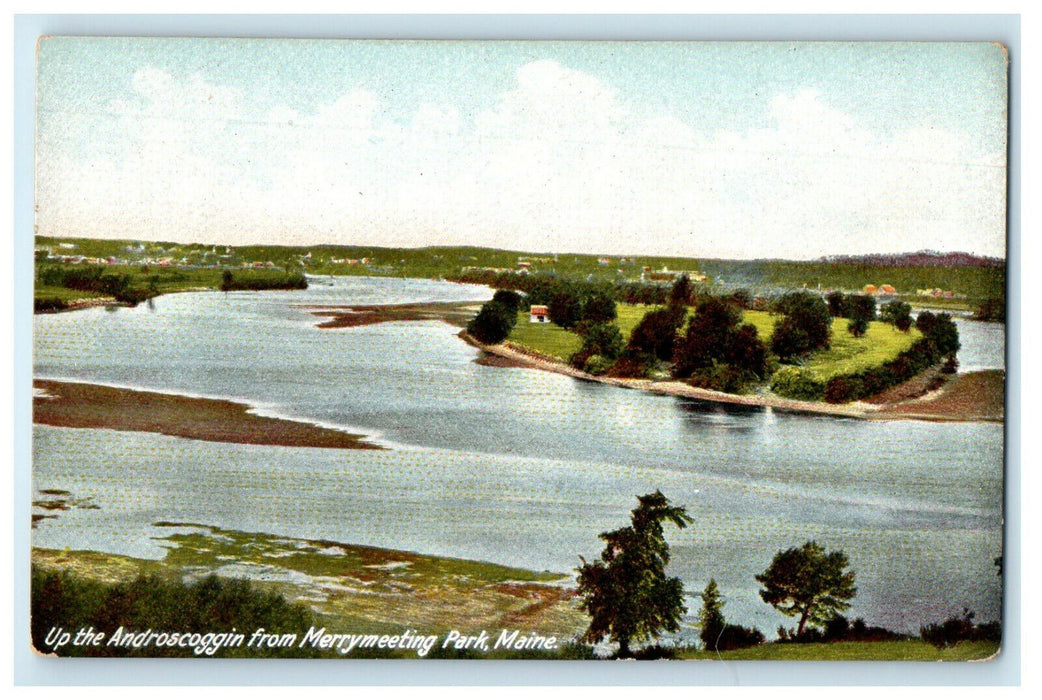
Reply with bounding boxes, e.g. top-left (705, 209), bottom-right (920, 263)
top-left (31, 568), bottom-right (323, 658)
top-left (36, 265), bottom-right (154, 306)
top-left (452, 268), bottom-right (708, 307)
top-left (220, 269), bottom-right (308, 292)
